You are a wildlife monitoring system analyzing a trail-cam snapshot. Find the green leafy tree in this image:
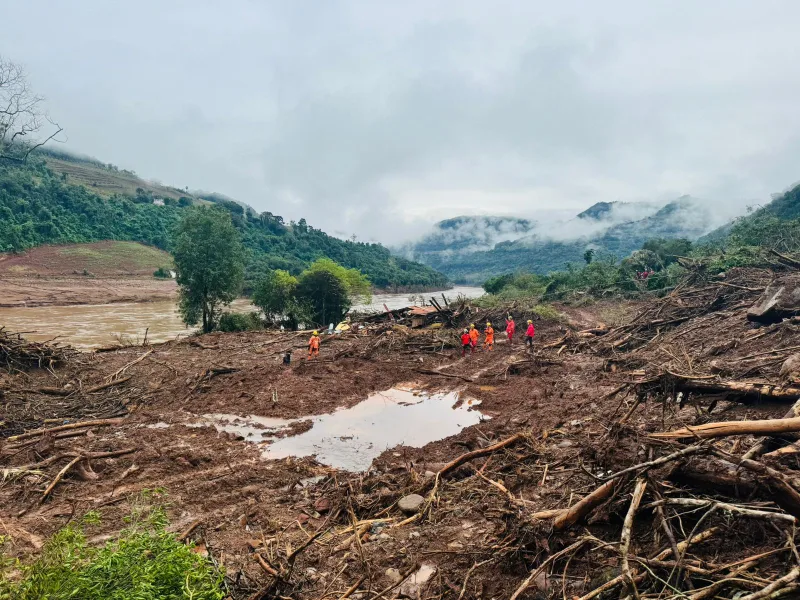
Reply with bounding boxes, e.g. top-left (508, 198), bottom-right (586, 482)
top-left (296, 258), bottom-right (371, 326)
top-left (252, 269), bottom-right (308, 329)
top-left (173, 206), bottom-right (244, 332)
top-left (583, 248), bottom-right (595, 264)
